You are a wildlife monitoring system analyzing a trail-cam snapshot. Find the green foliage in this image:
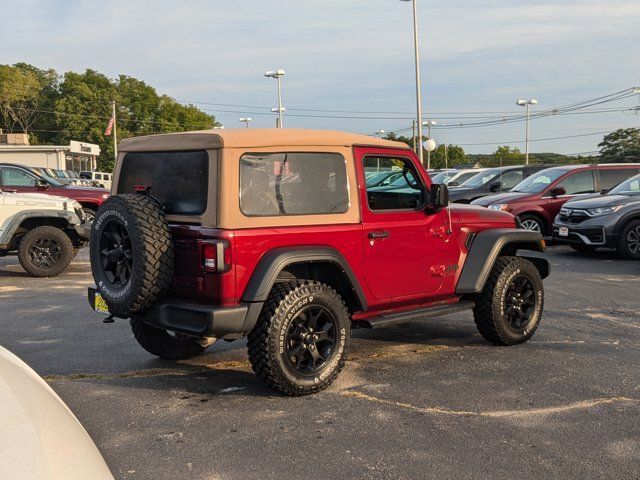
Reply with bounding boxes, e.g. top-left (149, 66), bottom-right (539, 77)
top-left (598, 128), bottom-right (640, 163)
top-left (0, 63), bottom-right (217, 171)
top-left (429, 144), bottom-right (467, 169)
top-left (491, 145), bottom-right (524, 166)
